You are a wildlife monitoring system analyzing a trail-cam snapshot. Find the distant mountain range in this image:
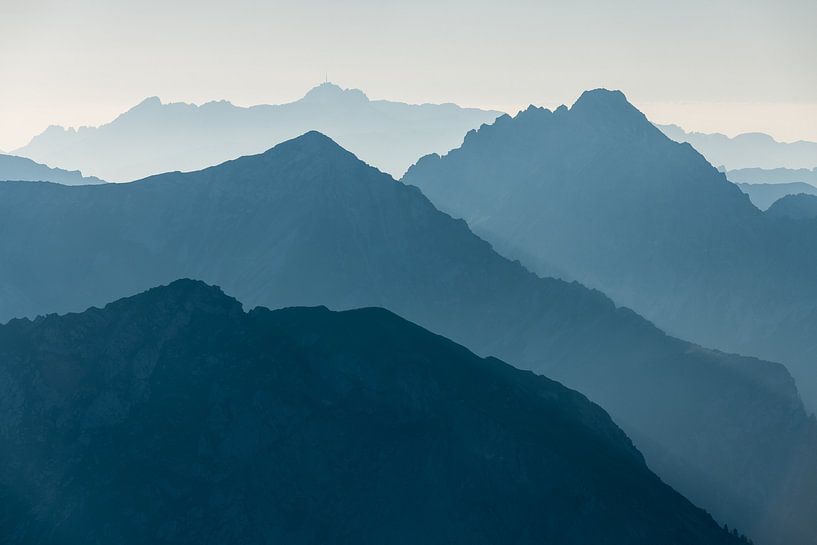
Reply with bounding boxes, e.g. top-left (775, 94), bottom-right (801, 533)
top-left (1, 132), bottom-right (816, 545)
top-left (727, 166), bottom-right (817, 185)
top-left (0, 153), bottom-right (105, 185)
top-left (403, 89), bottom-right (817, 419)
top-left (0, 279), bottom-right (750, 545)
top-left (736, 181), bottom-right (817, 210)
top-left (15, 84), bottom-right (813, 182)
top-left (766, 193), bottom-right (817, 221)
top-left (657, 124), bottom-right (817, 170)
top-left (12, 82), bottom-right (500, 181)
